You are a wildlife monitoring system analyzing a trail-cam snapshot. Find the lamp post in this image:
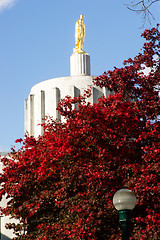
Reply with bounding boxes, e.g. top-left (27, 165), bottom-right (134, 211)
top-left (113, 189), bottom-right (136, 240)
